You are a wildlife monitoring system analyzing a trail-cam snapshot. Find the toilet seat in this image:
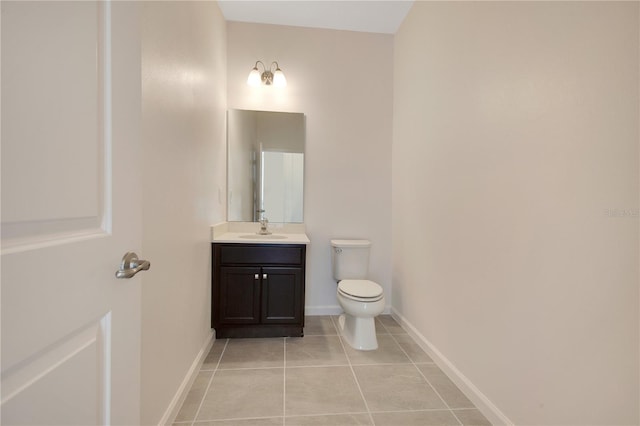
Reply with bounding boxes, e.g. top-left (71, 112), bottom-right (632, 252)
top-left (338, 279), bottom-right (383, 302)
